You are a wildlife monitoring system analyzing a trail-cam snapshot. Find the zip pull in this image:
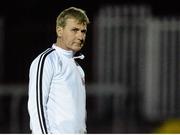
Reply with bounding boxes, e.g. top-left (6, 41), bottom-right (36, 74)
top-left (73, 54), bottom-right (85, 60)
